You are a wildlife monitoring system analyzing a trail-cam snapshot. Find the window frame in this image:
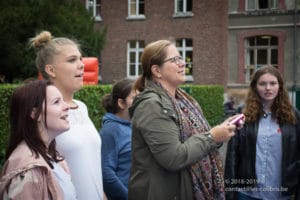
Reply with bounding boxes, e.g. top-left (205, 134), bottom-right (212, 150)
top-left (86, 0), bottom-right (102, 22)
top-left (245, 0), bottom-right (279, 11)
top-left (127, 0), bottom-right (146, 20)
top-left (244, 35), bottom-right (278, 82)
top-left (176, 38), bottom-right (193, 82)
top-left (127, 40), bottom-right (145, 78)
top-left (173, 0), bottom-right (194, 18)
